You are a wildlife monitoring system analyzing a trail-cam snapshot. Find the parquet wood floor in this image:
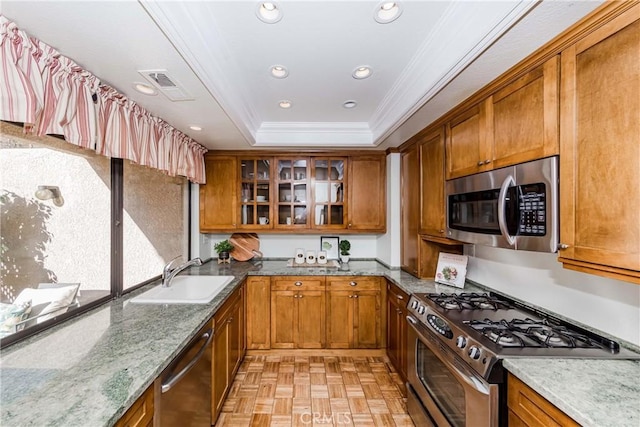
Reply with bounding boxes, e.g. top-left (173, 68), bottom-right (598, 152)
top-left (215, 354), bottom-right (415, 427)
